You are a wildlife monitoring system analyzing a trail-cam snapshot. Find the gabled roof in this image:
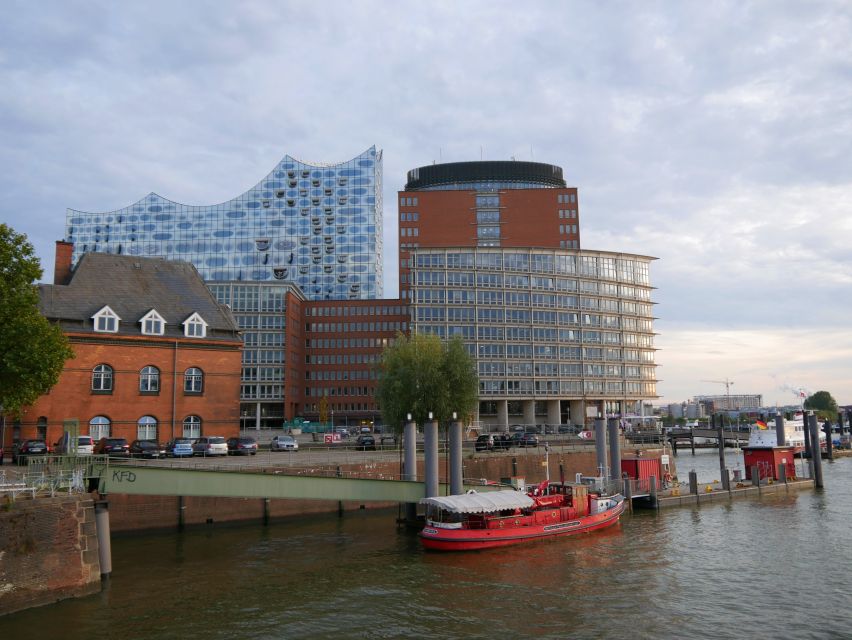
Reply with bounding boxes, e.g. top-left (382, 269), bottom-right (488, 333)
top-left (39, 253), bottom-right (239, 341)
